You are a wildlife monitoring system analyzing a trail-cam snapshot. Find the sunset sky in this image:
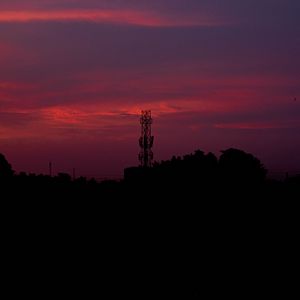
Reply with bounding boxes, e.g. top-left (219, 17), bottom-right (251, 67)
top-left (0, 0), bottom-right (299, 178)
